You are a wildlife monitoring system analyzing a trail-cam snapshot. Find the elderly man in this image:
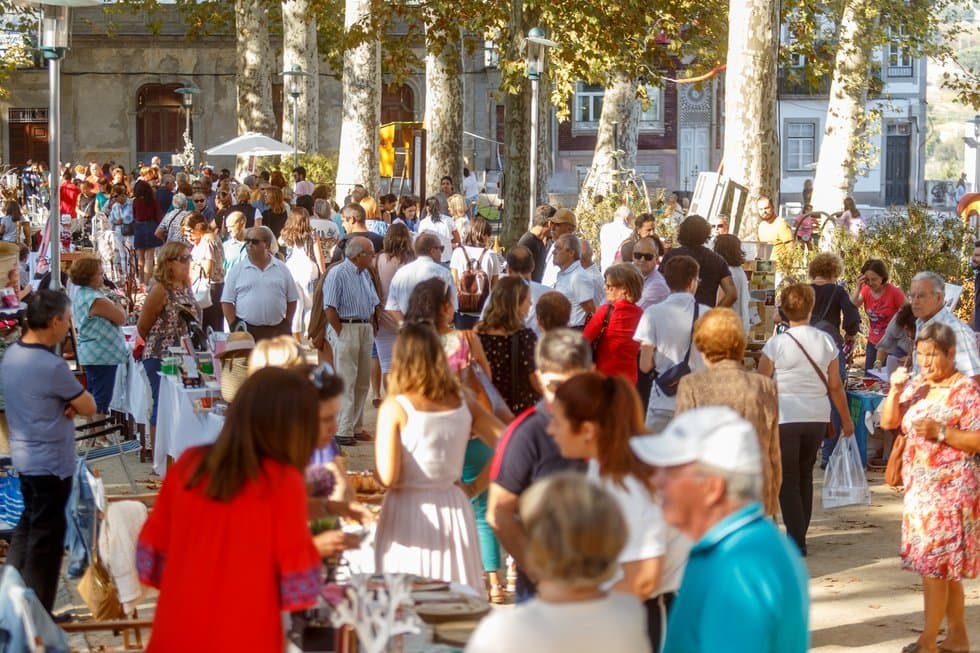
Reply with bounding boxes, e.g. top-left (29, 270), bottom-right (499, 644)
top-left (324, 236), bottom-right (381, 446)
top-left (222, 211), bottom-right (248, 272)
top-left (579, 240), bottom-right (605, 309)
top-left (1, 290), bottom-right (97, 613)
top-left (540, 208), bottom-right (577, 287)
top-left (550, 234), bottom-right (596, 328)
top-left (633, 236), bottom-right (669, 310)
top-left (385, 232), bottom-right (457, 324)
top-left (600, 204), bottom-right (634, 274)
top-left (221, 226), bottom-right (297, 341)
top-left (631, 407), bottom-right (809, 653)
top-left (908, 271), bottom-right (980, 380)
